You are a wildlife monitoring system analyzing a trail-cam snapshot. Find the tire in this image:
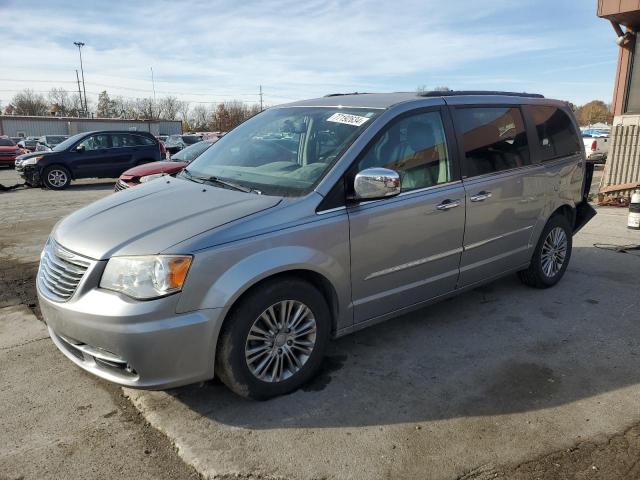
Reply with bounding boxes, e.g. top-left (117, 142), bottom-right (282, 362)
top-left (518, 214), bottom-right (573, 289)
top-left (216, 278), bottom-right (331, 400)
top-left (42, 165), bottom-right (71, 190)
